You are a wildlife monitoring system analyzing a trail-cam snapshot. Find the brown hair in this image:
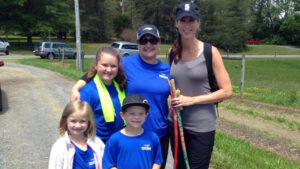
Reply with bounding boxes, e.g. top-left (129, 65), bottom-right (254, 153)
top-left (59, 101), bottom-right (96, 139)
top-left (172, 33), bottom-right (182, 64)
top-left (86, 46), bottom-right (127, 90)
